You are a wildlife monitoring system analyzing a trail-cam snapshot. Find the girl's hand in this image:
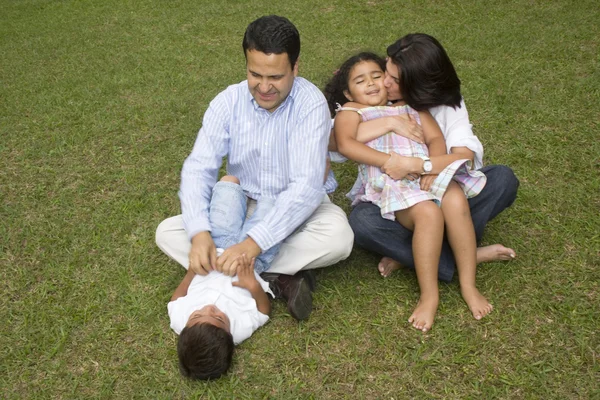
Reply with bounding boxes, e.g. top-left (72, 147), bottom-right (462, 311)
top-left (420, 174), bottom-right (438, 192)
top-left (390, 115), bottom-right (424, 143)
top-left (232, 255), bottom-right (259, 292)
